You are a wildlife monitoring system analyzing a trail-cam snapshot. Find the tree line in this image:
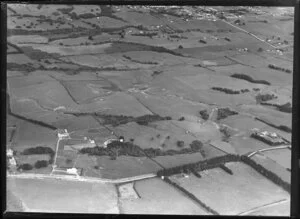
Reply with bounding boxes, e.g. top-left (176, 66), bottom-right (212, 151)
top-left (230, 73), bottom-right (271, 85)
top-left (80, 140), bottom-right (206, 160)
